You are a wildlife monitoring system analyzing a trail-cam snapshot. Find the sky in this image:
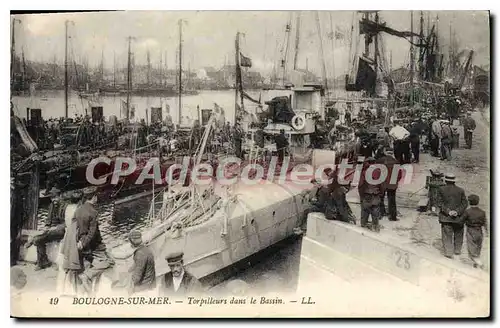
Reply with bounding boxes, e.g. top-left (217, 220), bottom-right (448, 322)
top-left (11, 11), bottom-right (490, 78)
